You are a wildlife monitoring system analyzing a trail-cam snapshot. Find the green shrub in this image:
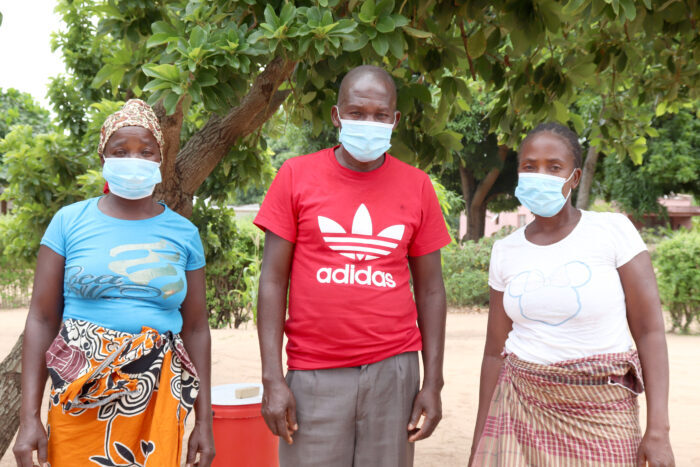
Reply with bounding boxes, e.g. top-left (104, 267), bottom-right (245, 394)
top-left (191, 200), bottom-right (263, 329)
top-left (442, 235), bottom-right (498, 308)
top-left (0, 254), bottom-right (33, 309)
top-left (654, 230), bottom-right (700, 333)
